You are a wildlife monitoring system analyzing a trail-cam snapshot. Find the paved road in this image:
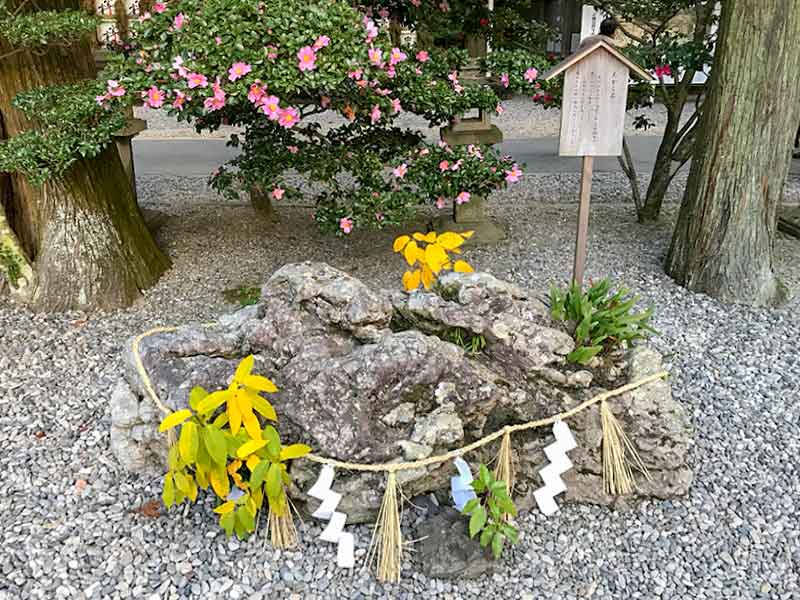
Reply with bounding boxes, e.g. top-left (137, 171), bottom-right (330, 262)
top-left (133, 136), bottom-right (800, 177)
